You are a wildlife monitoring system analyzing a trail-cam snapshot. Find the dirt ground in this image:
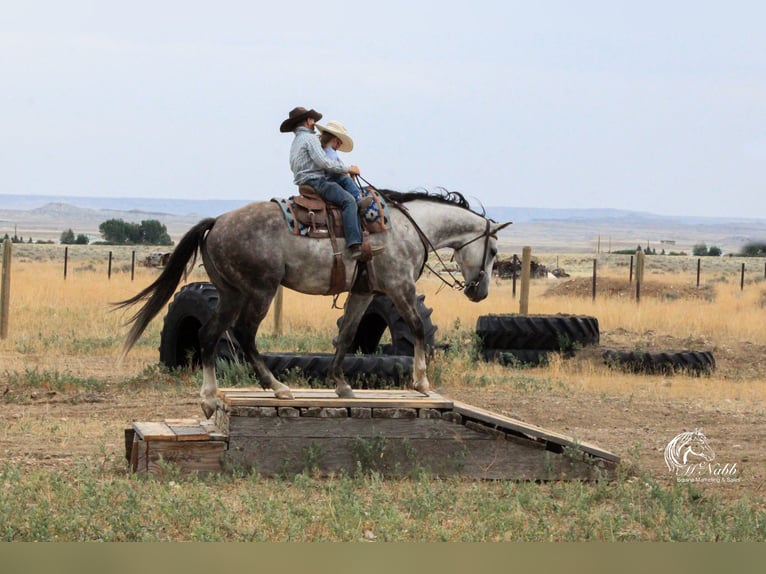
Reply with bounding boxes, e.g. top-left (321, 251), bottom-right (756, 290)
top-left (1, 276), bottom-right (764, 508)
